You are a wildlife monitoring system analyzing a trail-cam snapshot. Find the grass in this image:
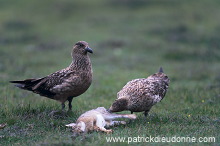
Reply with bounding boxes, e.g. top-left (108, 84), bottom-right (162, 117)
top-left (0, 0), bottom-right (220, 145)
